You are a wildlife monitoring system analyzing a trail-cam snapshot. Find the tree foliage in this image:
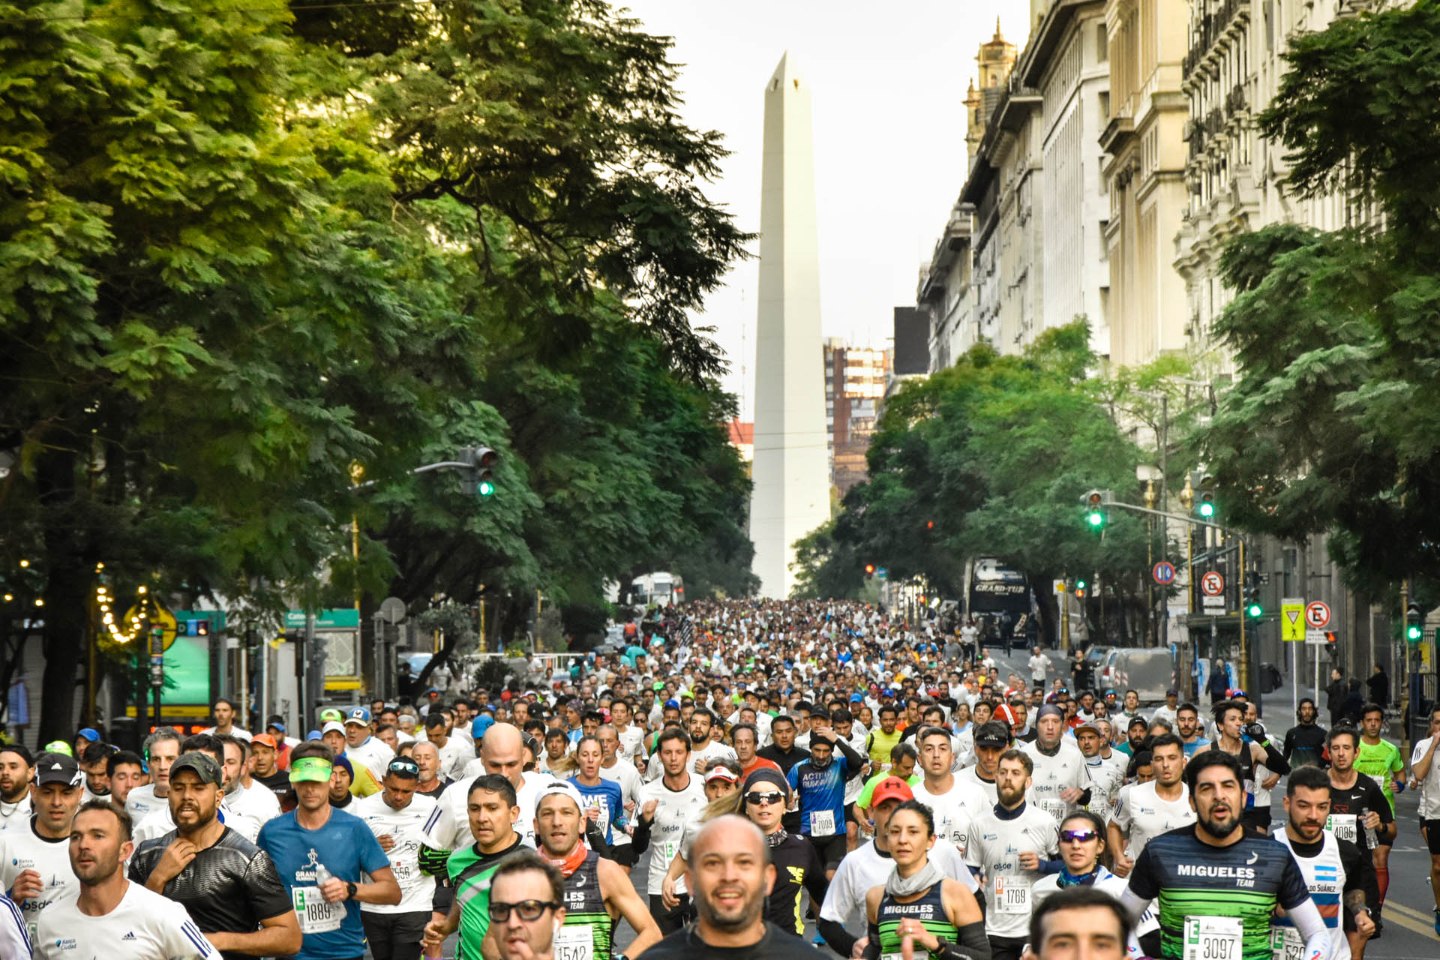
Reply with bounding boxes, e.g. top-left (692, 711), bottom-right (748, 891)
top-left (0, 0), bottom-right (750, 737)
top-left (1195, 0), bottom-right (1440, 592)
top-left (795, 322), bottom-right (1155, 641)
